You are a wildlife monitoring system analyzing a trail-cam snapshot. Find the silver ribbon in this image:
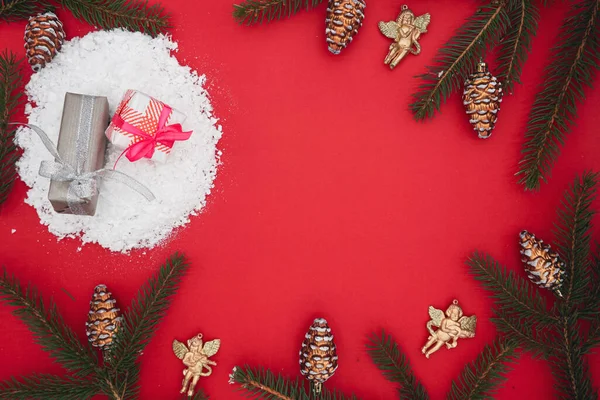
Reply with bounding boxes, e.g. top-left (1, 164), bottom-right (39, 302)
top-left (12, 123), bottom-right (155, 215)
